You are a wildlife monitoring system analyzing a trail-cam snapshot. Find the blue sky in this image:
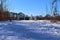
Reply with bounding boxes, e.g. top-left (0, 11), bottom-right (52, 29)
top-left (7, 0), bottom-right (60, 16)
